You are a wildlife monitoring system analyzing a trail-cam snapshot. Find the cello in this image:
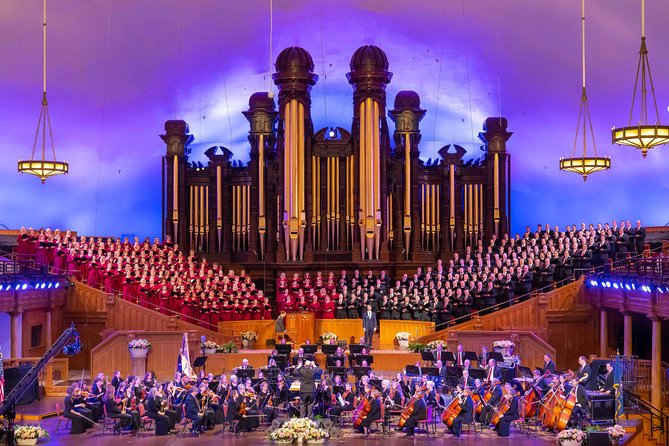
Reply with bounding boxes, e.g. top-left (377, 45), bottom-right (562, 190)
top-left (397, 387), bottom-right (425, 428)
top-left (553, 386), bottom-right (577, 431)
top-left (441, 391), bottom-right (466, 427)
top-left (490, 390), bottom-right (517, 426)
top-left (352, 397), bottom-right (370, 427)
